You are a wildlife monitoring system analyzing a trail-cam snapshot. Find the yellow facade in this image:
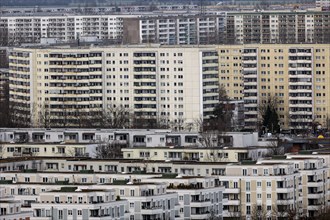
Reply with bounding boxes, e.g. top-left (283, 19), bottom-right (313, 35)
top-left (217, 44), bottom-right (330, 131)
